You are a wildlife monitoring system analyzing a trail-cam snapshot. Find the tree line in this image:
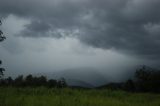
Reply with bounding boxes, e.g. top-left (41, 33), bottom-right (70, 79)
top-left (0, 66), bottom-right (160, 93)
top-left (0, 74), bottom-right (67, 88)
top-left (100, 66), bottom-right (160, 93)
top-left (124, 66), bottom-right (160, 93)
